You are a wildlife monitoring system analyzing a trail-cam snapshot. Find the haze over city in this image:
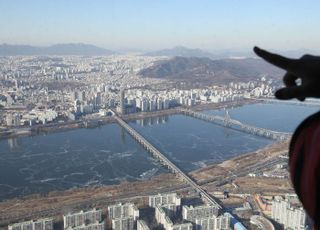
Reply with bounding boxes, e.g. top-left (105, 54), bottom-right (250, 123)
top-left (1, 0), bottom-right (320, 51)
top-left (0, 1), bottom-right (319, 230)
